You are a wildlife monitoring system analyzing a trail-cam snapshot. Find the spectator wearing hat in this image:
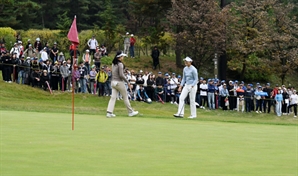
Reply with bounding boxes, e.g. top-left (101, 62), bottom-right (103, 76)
top-left (10, 43), bottom-right (20, 58)
top-left (51, 61), bottom-right (61, 90)
top-left (151, 46), bottom-right (160, 70)
top-left (104, 66), bottom-right (112, 96)
top-left (1, 51), bottom-right (12, 82)
top-left (89, 65), bottom-right (97, 94)
top-left (287, 90), bottom-right (298, 117)
top-left (34, 38), bottom-right (43, 53)
top-left (40, 70), bottom-right (50, 91)
top-left (23, 44), bottom-right (36, 59)
top-left (173, 57), bottom-right (198, 118)
top-left (78, 61), bottom-right (88, 93)
top-left (263, 83), bottom-right (273, 113)
top-left (245, 84), bottom-right (254, 112)
top-left (50, 42), bottom-right (59, 63)
top-left (40, 47), bottom-right (48, 62)
top-left (129, 34), bottom-right (136, 58)
top-left (207, 79), bottom-right (216, 110)
top-left (227, 81), bottom-right (236, 110)
top-left (57, 52), bottom-right (65, 63)
top-left (60, 61), bottom-right (70, 91)
top-left (87, 35), bottom-right (98, 56)
top-left (124, 32), bottom-right (130, 55)
top-left (254, 86), bottom-right (264, 113)
top-left (236, 84), bottom-right (245, 112)
top-left (96, 66), bottom-right (108, 96)
top-left (220, 83), bottom-right (229, 110)
top-left (82, 49), bottom-right (91, 74)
